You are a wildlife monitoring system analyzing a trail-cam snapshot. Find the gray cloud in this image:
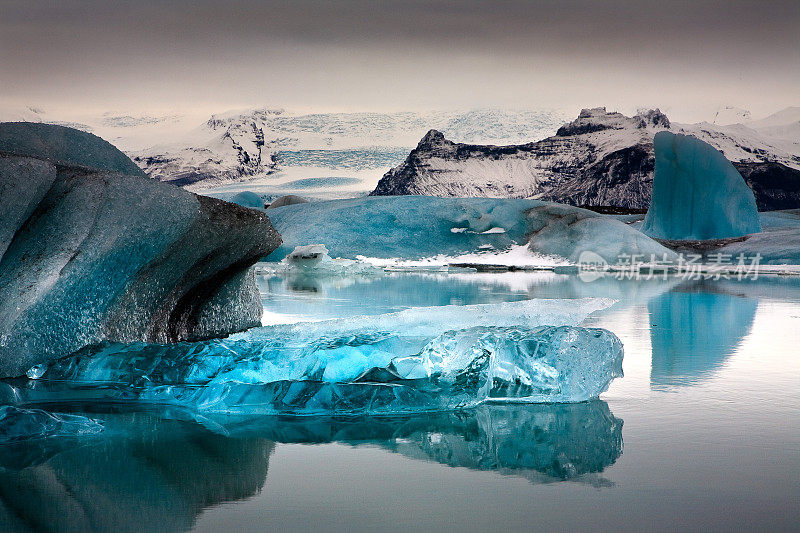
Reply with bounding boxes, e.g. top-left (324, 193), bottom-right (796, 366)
top-left (1, 0), bottom-right (797, 118)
